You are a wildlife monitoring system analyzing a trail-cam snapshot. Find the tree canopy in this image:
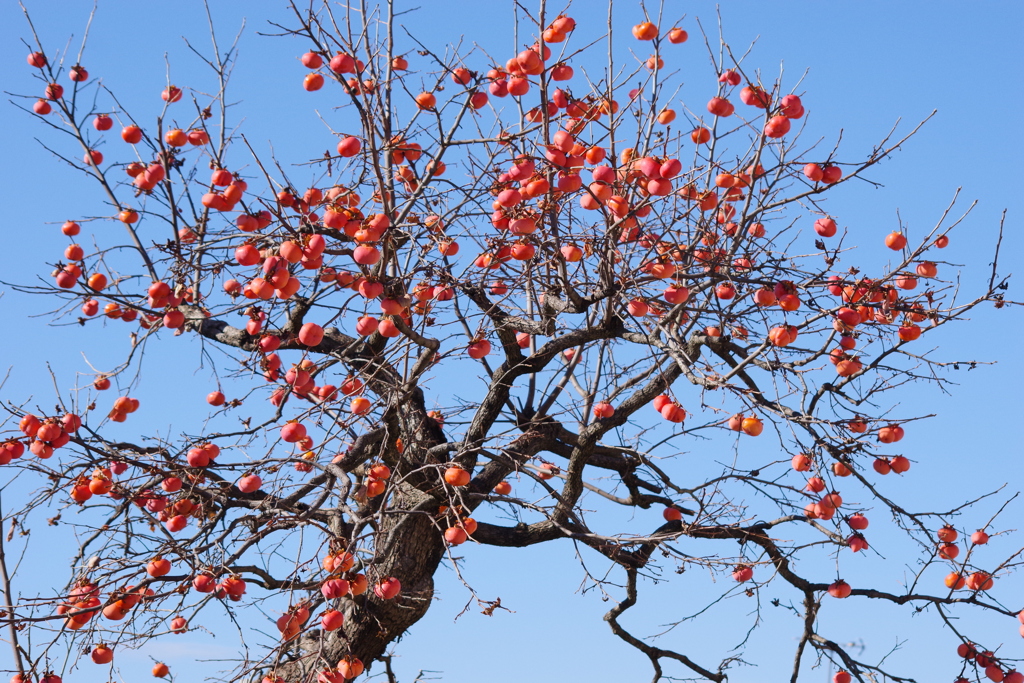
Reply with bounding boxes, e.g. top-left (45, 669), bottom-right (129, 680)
top-left (2, 2), bottom-right (1022, 683)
